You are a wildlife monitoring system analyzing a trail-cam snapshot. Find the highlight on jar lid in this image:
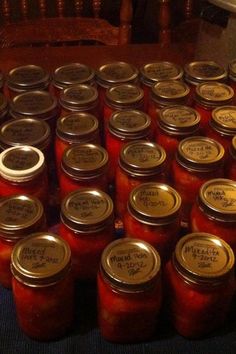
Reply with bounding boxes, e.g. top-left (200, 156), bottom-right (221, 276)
top-left (52, 63), bottom-right (95, 88)
top-left (211, 106), bottom-right (236, 136)
top-left (56, 112), bottom-right (99, 143)
top-left (108, 110), bottom-right (151, 139)
top-left (140, 61), bottom-right (183, 86)
top-left (0, 145), bottom-right (45, 182)
top-left (105, 84), bottom-right (144, 107)
top-left (61, 143), bottom-right (108, 179)
top-left (128, 182), bottom-right (181, 225)
top-left (11, 232), bottom-right (71, 287)
top-left (0, 118), bottom-right (51, 151)
top-left (100, 238), bottom-right (161, 292)
top-left (10, 90), bottom-right (58, 116)
top-left (0, 194), bottom-right (45, 240)
top-left (158, 105), bottom-right (201, 135)
top-left (176, 136), bottom-right (225, 171)
top-left (96, 61), bottom-right (138, 88)
top-left (59, 84), bottom-right (98, 110)
top-left (119, 140), bottom-right (167, 177)
top-left (228, 59), bottom-right (236, 81)
top-left (60, 188), bottom-right (114, 233)
top-left (195, 82), bottom-right (234, 107)
top-left (173, 232), bottom-right (235, 284)
top-left (184, 61), bottom-right (227, 85)
top-left (198, 178), bottom-right (236, 222)
top-left (151, 80), bottom-right (190, 103)
top-left (6, 64), bottom-right (50, 91)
